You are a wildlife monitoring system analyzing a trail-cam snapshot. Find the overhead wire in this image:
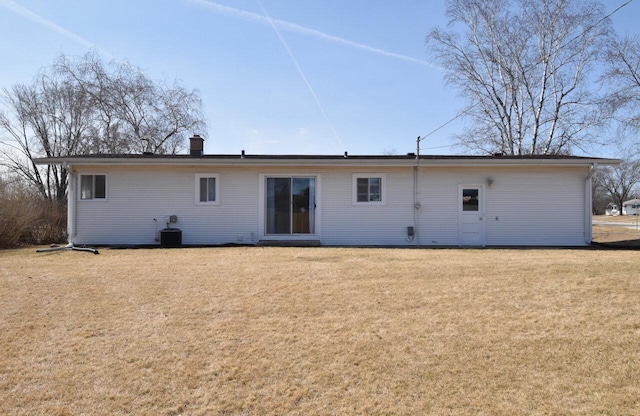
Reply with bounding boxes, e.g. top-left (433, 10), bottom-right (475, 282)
top-left (417, 0), bottom-right (634, 145)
